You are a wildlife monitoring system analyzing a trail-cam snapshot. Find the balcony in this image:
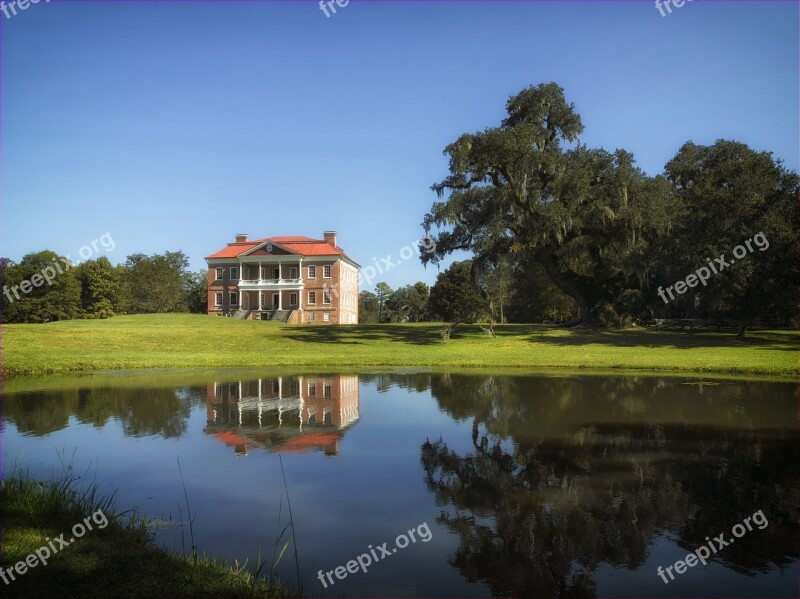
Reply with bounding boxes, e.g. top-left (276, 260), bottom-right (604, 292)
top-left (238, 278), bottom-right (303, 290)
